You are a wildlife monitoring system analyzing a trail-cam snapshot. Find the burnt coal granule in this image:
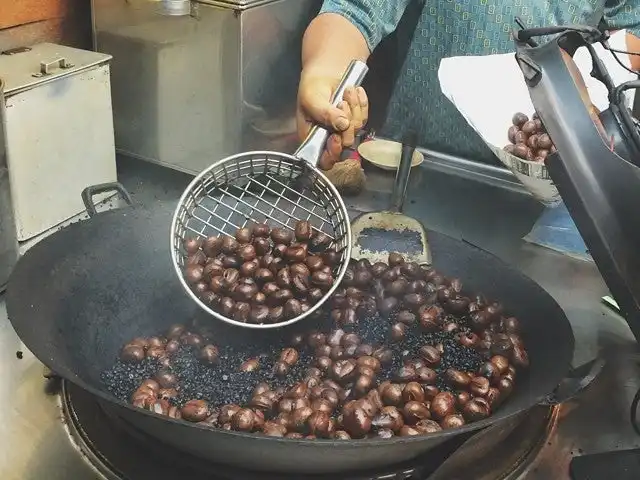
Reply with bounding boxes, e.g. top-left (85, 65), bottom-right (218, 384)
top-left (102, 309), bottom-right (483, 409)
top-left (351, 314), bottom-right (392, 346)
top-left (167, 345), bottom-right (315, 408)
top-left (446, 313), bottom-right (471, 329)
top-left (435, 337), bottom-right (483, 392)
top-left (102, 358), bottom-right (159, 402)
top-left (347, 314), bottom-right (482, 384)
top-left (102, 342), bottom-right (317, 408)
